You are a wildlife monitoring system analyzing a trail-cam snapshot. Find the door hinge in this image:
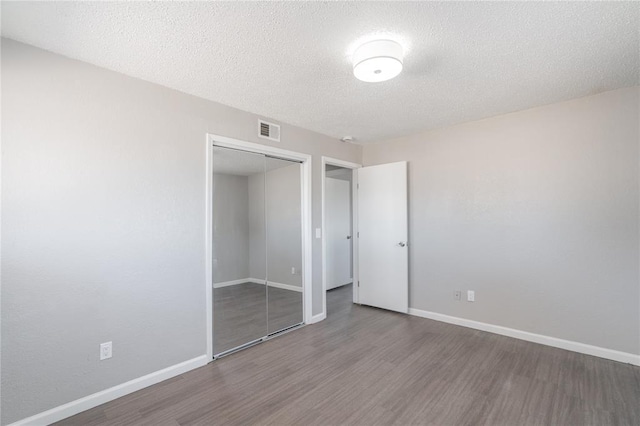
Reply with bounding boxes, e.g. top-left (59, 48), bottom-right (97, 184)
top-left (357, 232), bottom-right (360, 238)
top-left (358, 281), bottom-right (360, 287)
top-left (357, 183), bottom-right (359, 189)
